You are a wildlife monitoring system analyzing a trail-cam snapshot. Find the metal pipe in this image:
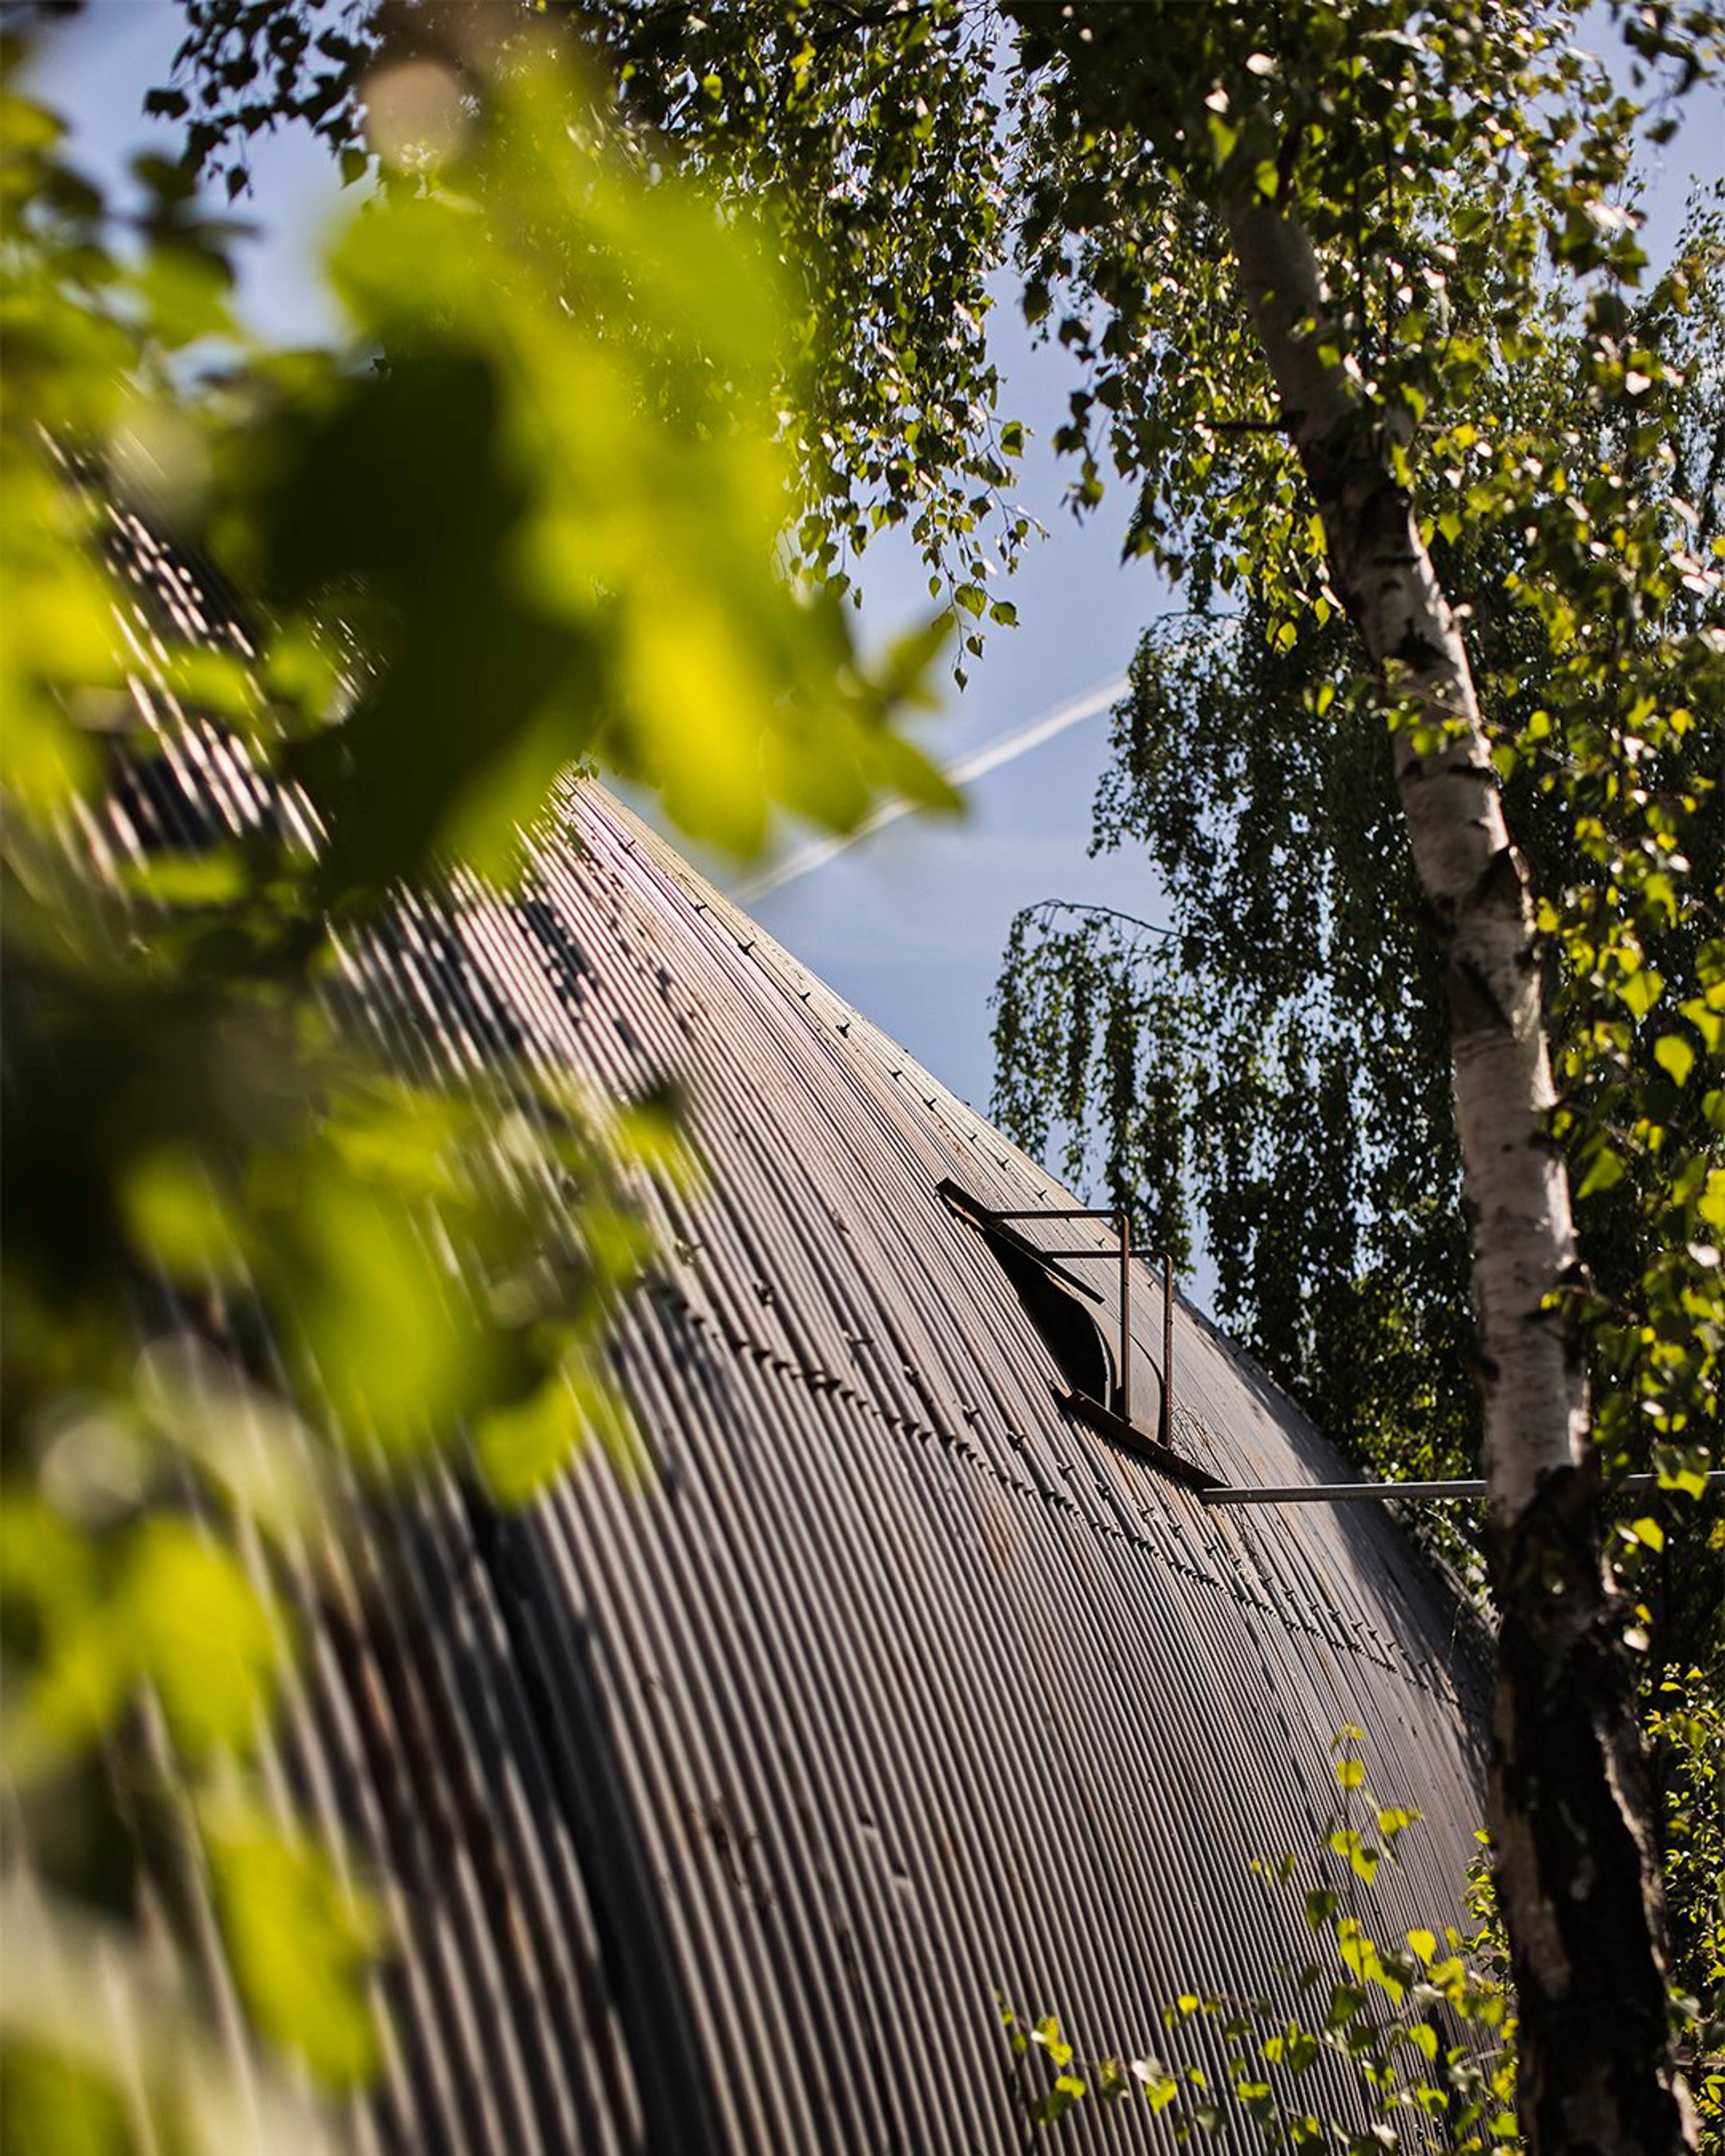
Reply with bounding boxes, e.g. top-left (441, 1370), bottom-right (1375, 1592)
top-left (1200, 1471), bottom-right (1725, 1507)
top-left (988, 1207), bottom-right (1121, 1221)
